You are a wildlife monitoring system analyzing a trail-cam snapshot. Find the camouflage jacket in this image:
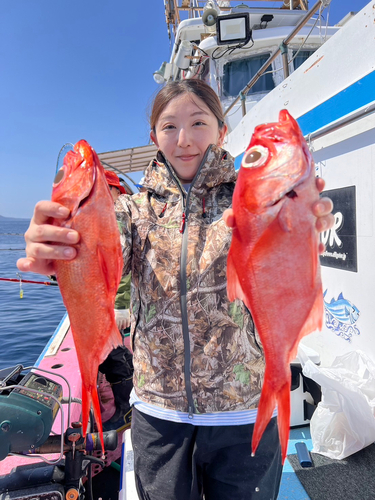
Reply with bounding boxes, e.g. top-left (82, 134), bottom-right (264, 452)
top-left (115, 145), bottom-right (265, 414)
